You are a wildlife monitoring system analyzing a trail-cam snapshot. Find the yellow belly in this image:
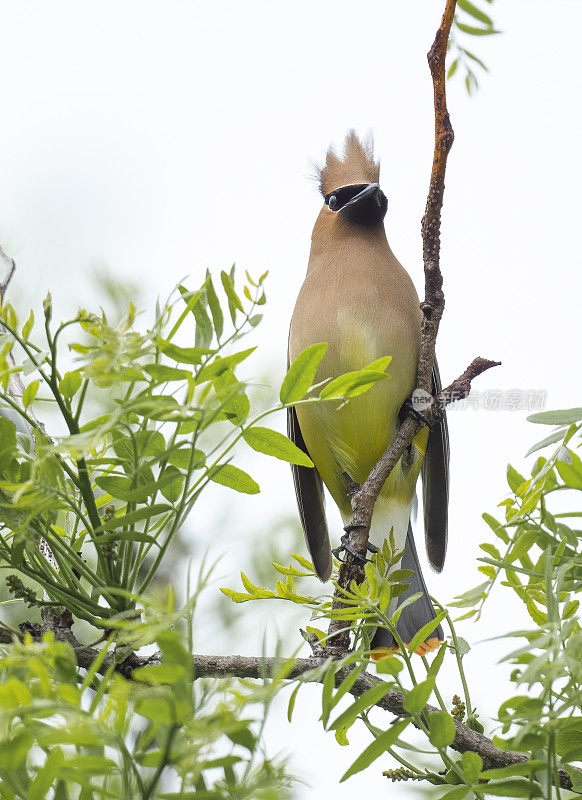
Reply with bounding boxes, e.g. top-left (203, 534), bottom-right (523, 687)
top-left (294, 320), bottom-right (428, 518)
